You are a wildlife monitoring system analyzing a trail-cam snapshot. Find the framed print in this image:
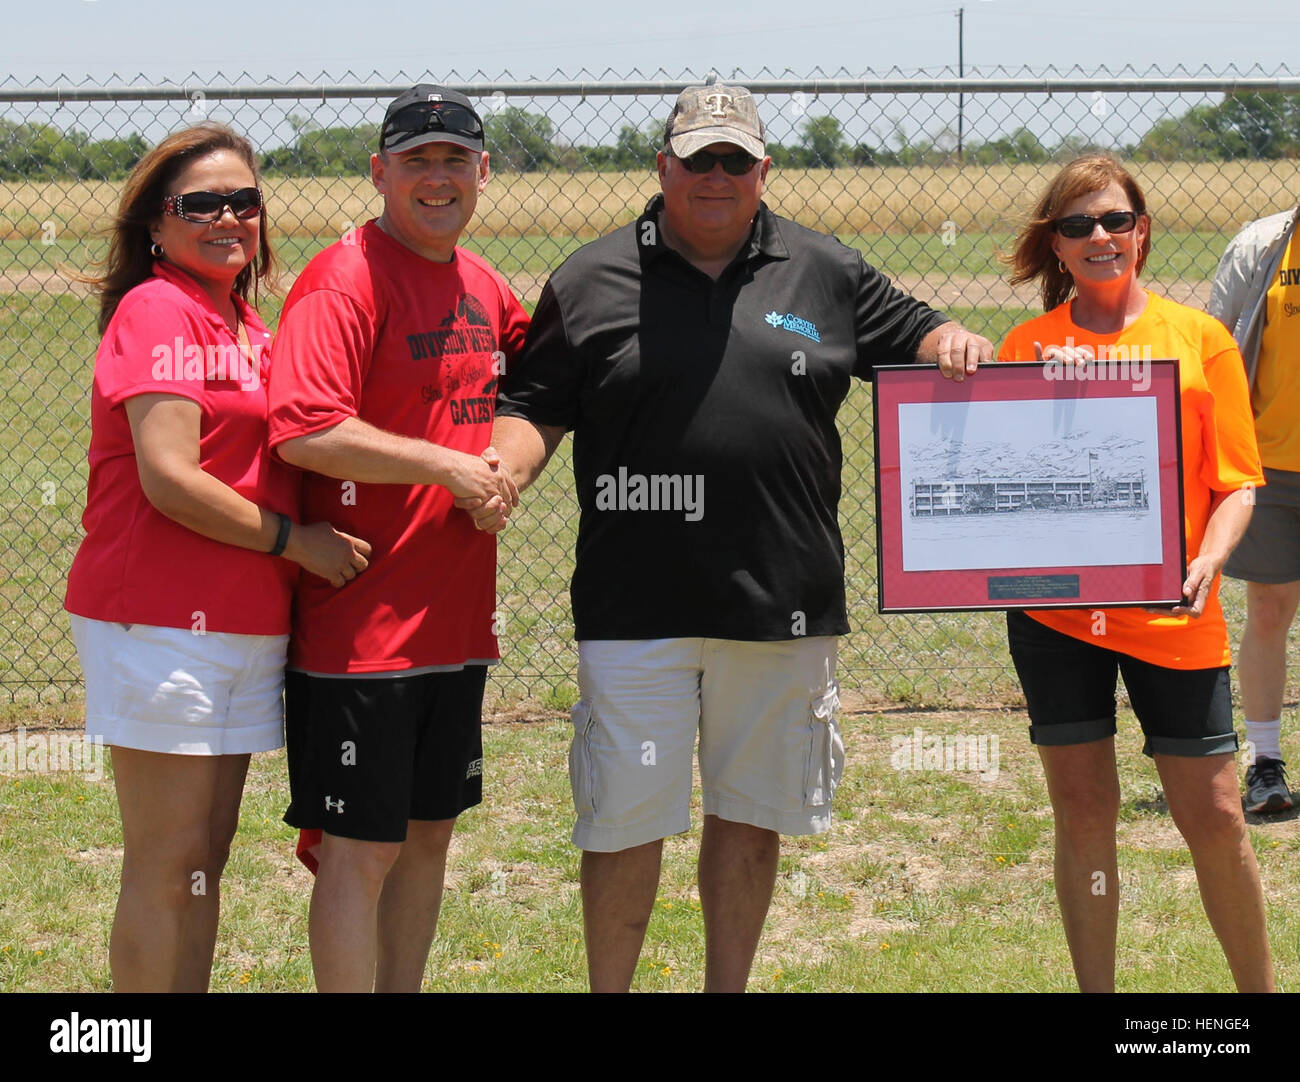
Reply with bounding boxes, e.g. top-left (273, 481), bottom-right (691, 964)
top-left (872, 361), bottom-right (1186, 614)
